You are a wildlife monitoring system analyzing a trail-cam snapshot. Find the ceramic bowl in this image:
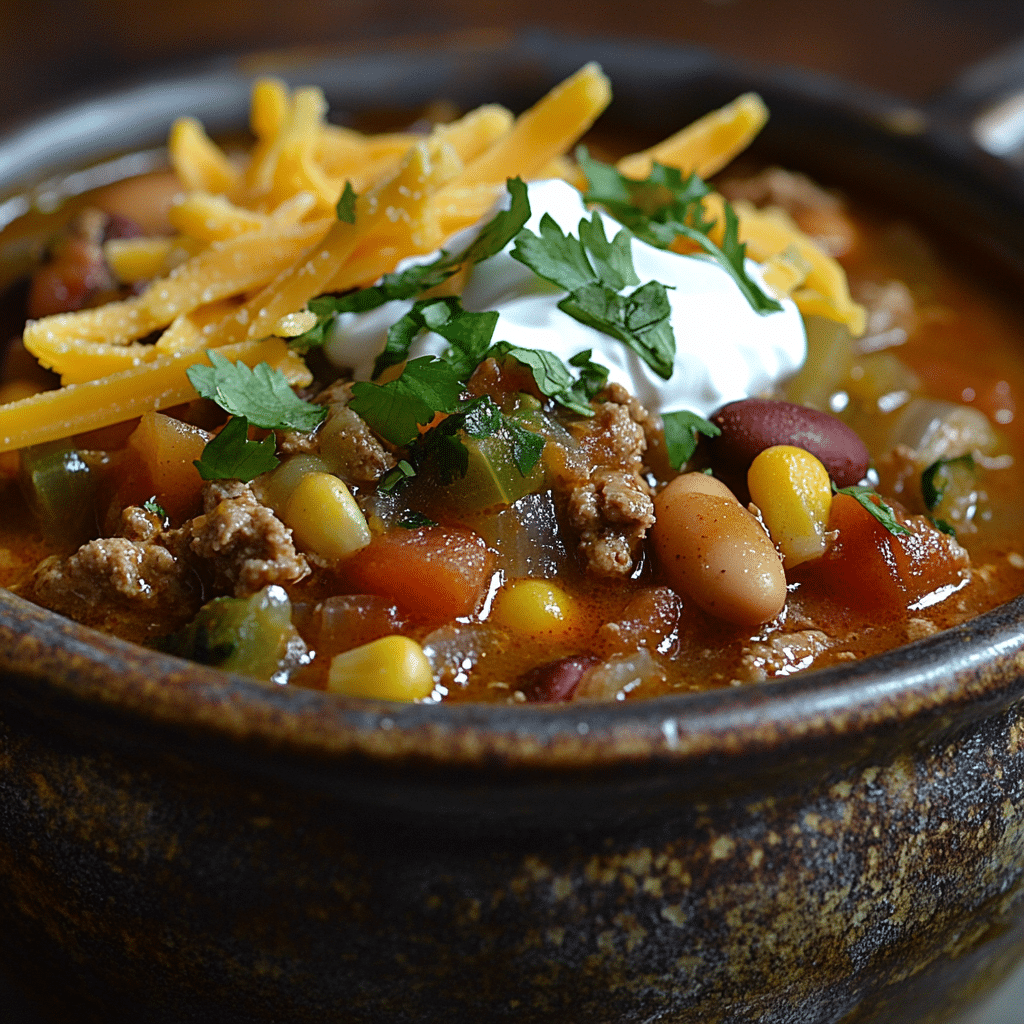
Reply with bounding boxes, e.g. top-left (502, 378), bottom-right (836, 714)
top-left (2, 31), bottom-right (1024, 1024)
